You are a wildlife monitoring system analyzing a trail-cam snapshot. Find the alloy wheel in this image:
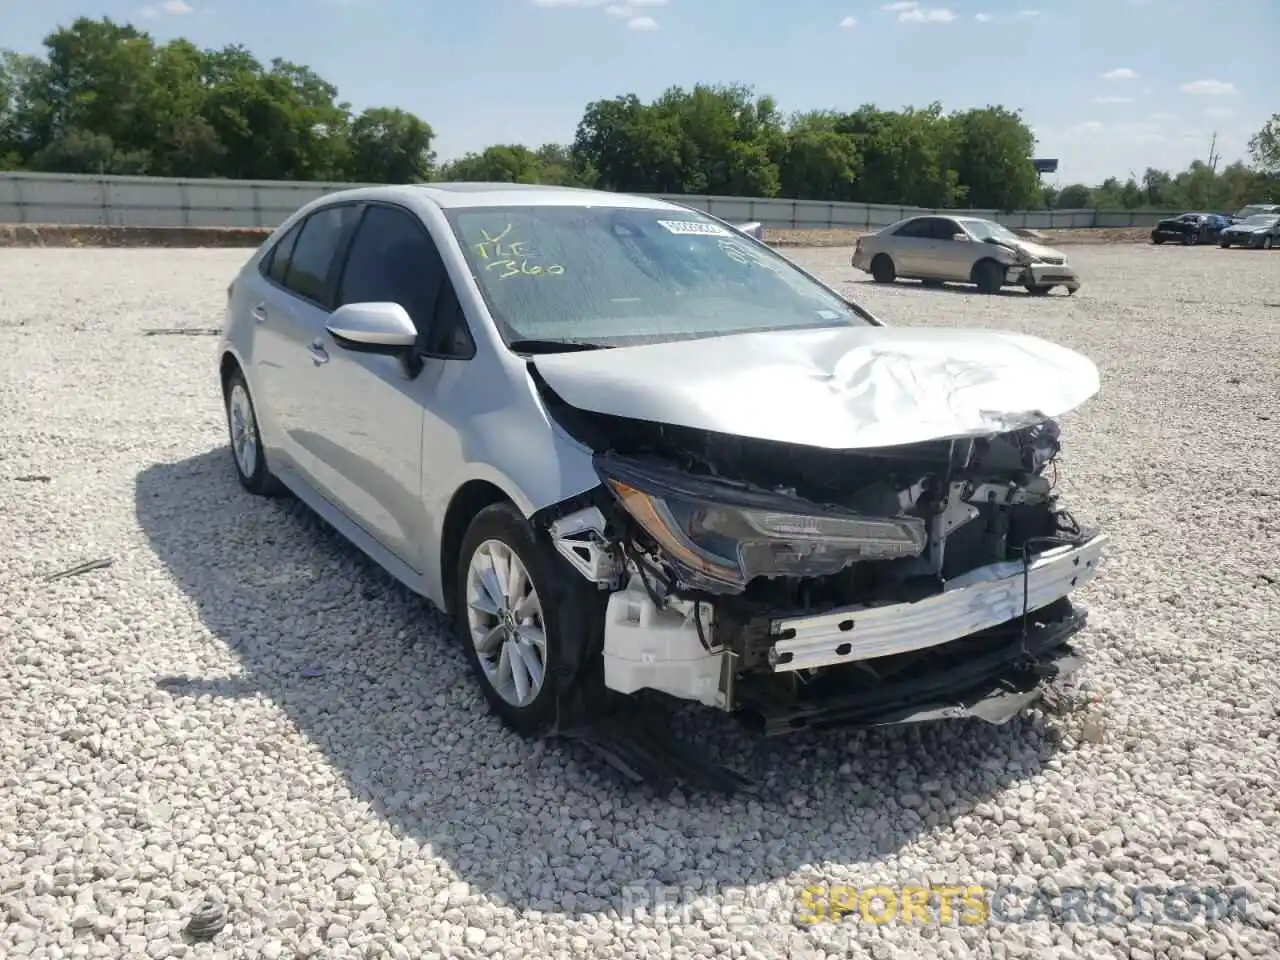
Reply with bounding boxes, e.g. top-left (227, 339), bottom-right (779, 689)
top-left (464, 539), bottom-right (548, 708)
top-left (228, 383), bottom-right (258, 479)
